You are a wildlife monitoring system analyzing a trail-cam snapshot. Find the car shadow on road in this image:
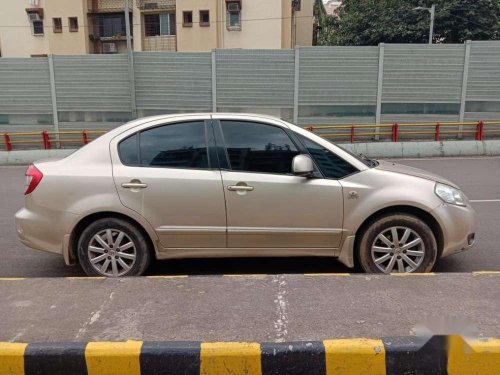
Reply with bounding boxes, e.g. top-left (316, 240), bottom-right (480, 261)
top-left (146, 257), bottom-right (355, 276)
